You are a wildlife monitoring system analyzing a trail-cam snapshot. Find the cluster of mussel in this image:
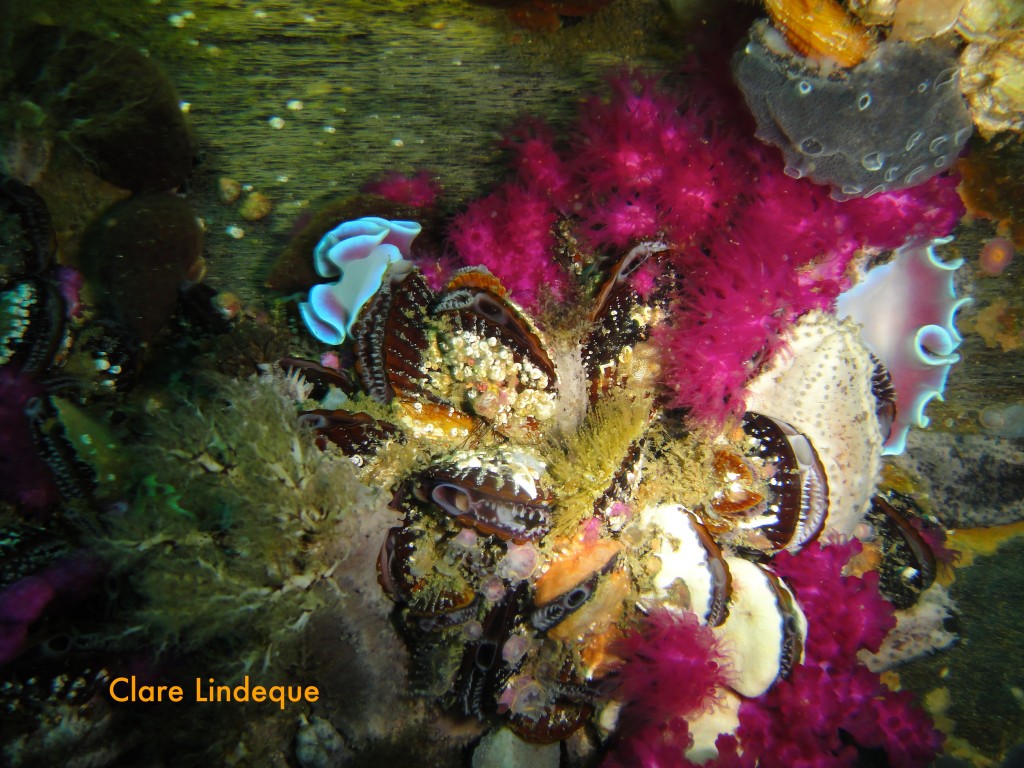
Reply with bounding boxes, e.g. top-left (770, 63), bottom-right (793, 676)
top-left (0, 25), bottom-right (218, 512)
top-left (0, 27), bottom-right (232, 712)
top-left (0, 176), bottom-right (136, 506)
top-left (283, 232), bottom-right (939, 746)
